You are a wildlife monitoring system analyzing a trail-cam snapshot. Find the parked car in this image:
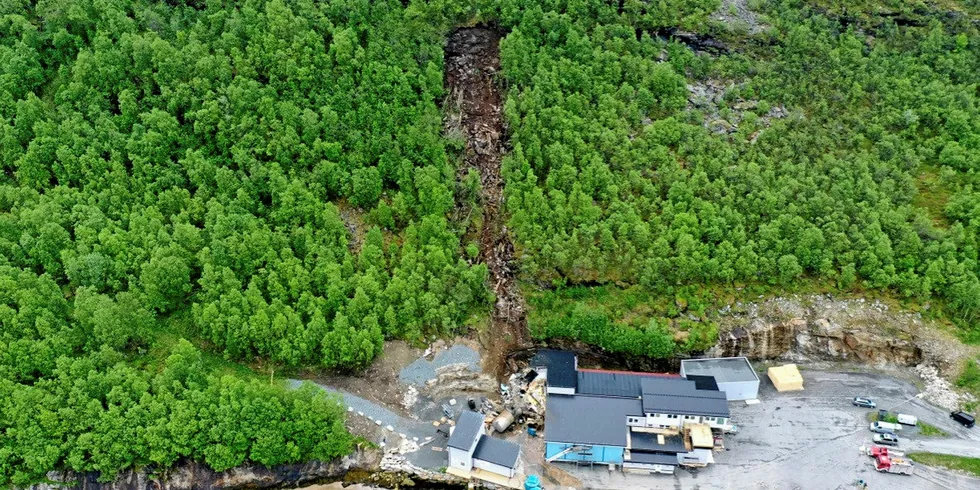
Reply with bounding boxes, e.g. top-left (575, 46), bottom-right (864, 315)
top-left (950, 411), bottom-right (976, 428)
top-left (870, 421), bottom-right (902, 433)
top-left (873, 433), bottom-right (900, 446)
top-left (853, 397), bottom-right (877, 408)
top-left (897, 414), bottom-right (918, 426)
